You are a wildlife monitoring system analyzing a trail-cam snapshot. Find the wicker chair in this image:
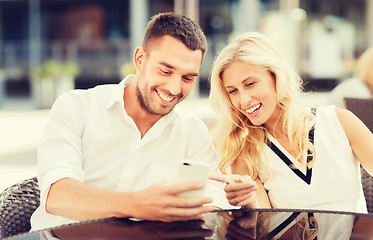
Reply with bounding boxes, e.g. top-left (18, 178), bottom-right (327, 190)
top-left (0, 177), bottom-right (40, 238)
top-left (344, 97), bottom-right (373, 213)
